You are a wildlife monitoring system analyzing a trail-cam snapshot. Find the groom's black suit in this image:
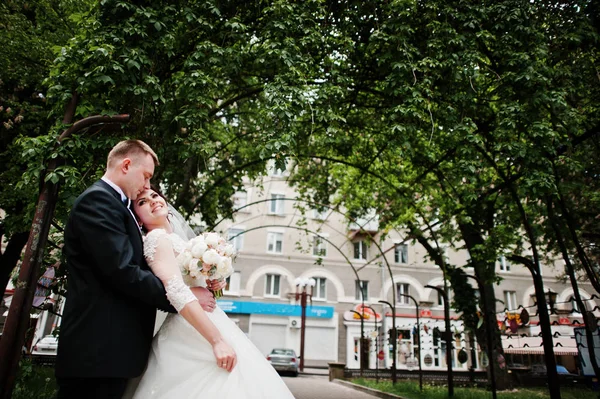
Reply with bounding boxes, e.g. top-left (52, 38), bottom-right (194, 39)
top-left (56, 180), bottom-right (175, 396)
